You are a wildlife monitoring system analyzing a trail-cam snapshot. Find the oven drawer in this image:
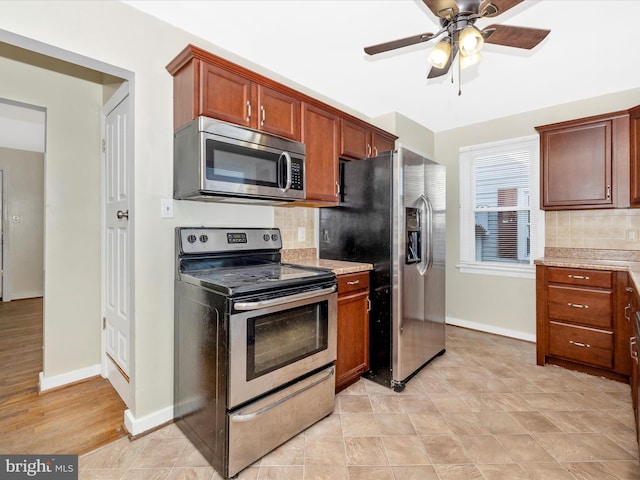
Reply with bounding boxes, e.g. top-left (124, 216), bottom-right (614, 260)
top-left (548, 321), bottom-right (613, 369)
top-left (227, 365), bottom-right (335, 477)
top-left (547, 285), bottom-right (612, 328)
